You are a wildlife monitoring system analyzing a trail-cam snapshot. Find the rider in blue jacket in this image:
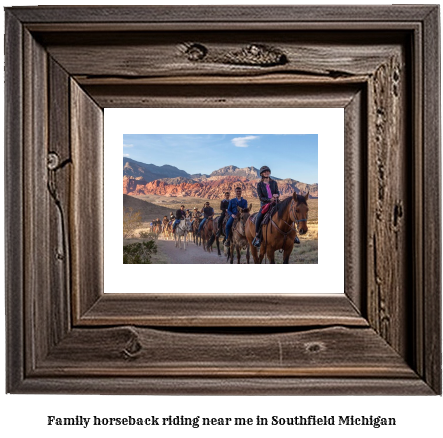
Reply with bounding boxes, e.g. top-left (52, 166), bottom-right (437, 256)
top-left (224, 187), bottom-right (248, 246)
